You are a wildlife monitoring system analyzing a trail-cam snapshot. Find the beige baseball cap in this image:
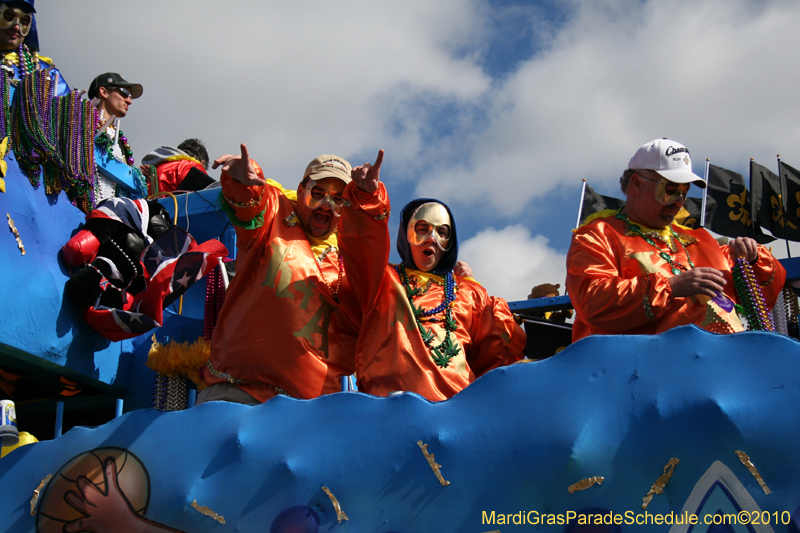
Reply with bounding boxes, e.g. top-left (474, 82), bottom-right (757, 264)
top-left (303, 155), bottom-right (352, 184)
